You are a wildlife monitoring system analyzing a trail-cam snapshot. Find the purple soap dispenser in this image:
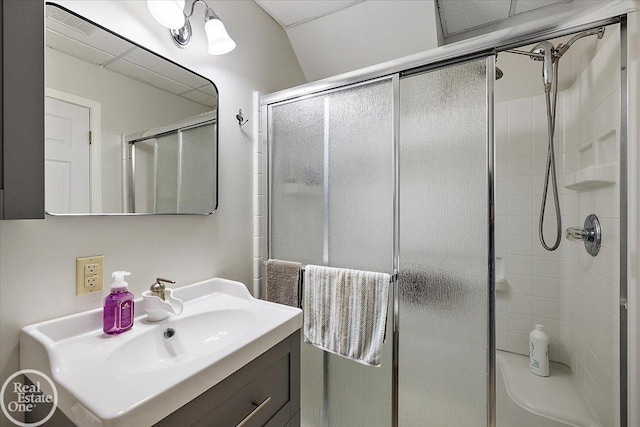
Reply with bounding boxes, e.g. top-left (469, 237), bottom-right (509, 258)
top-left (103, 271), bottom-right (134, 335)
